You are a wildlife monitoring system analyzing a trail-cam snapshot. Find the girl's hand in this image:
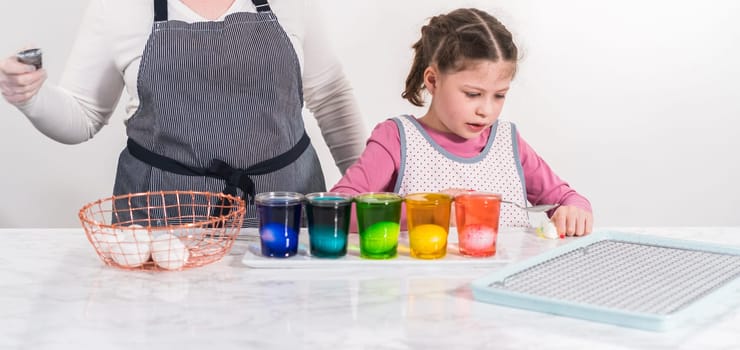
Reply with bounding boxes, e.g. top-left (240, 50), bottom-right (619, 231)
top-left (550, 205), bottom-right (593, 237)
top-left (0, 54), bottom-right (47, 105)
